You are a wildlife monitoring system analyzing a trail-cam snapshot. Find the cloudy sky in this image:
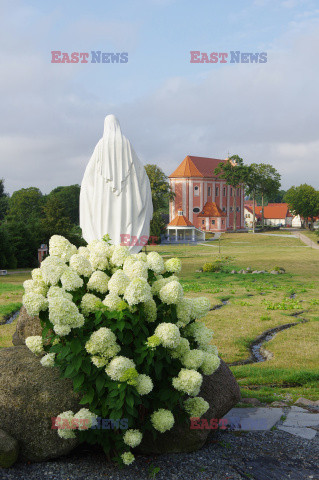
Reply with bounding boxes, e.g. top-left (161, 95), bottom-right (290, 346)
top-left (1, 0), bottom-right (319, 194)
